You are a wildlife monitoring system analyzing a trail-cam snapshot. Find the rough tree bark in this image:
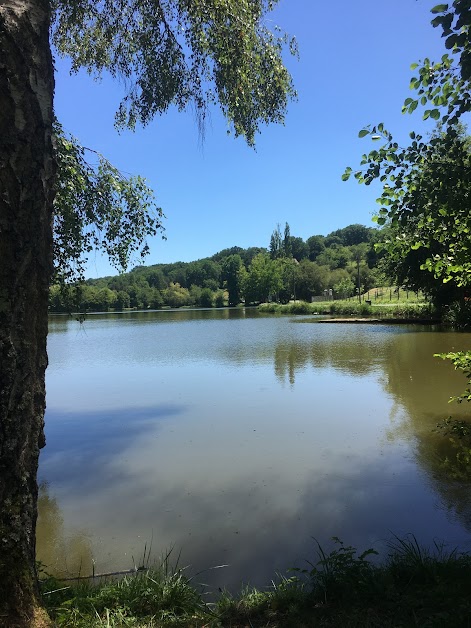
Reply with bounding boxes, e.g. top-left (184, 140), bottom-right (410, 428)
top-left (0, 0), bottom-right (54, 625)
